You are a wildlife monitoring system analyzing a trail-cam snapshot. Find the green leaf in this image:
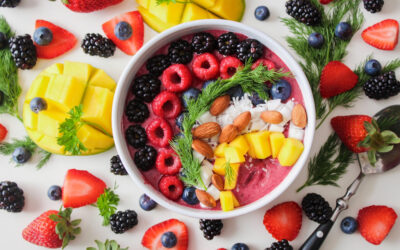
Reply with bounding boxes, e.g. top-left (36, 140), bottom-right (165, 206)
top-left (381, 130), bottom-right (400, 144)
top-left (71, 219), bottom-right (82, 226)
top-left (87, 239), bottom-right (128, 250)
top-left (96, 188), bottom-right (120, 226)
top-left (377, 145), bottom-right (393, 153)
top-left (364, 121), bottom-right (376, 134)
top-left (368, 150), bottom-right (377, 166)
